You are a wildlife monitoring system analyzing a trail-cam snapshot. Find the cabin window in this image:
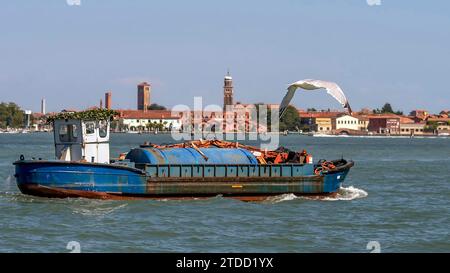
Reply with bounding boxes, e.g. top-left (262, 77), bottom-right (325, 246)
top-left (85, 122), bottom-right (95, 135)
top-left (59, 124), bottom-right (78, 142)
top-left (59, 125), bottom-right (68, 141)
top-left (99, 120), bottom-right (108, 138)
top-left (72, 125), bottom-right (79, 138)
